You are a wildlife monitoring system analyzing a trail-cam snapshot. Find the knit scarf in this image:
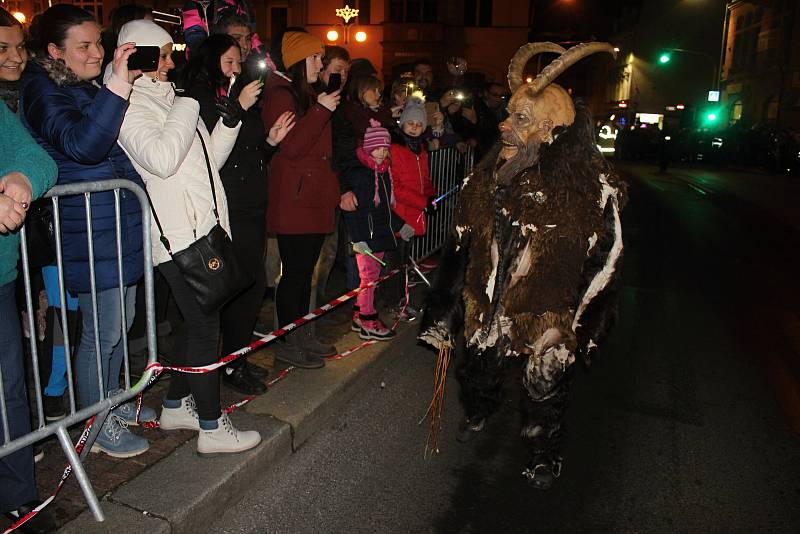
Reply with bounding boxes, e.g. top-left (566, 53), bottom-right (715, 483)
top-left (400, 130), bottom-right (423, 155)
top-left (356, 147), bottom-right (395, 207)
top-left (0, 81), bottom-right (20, 114)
